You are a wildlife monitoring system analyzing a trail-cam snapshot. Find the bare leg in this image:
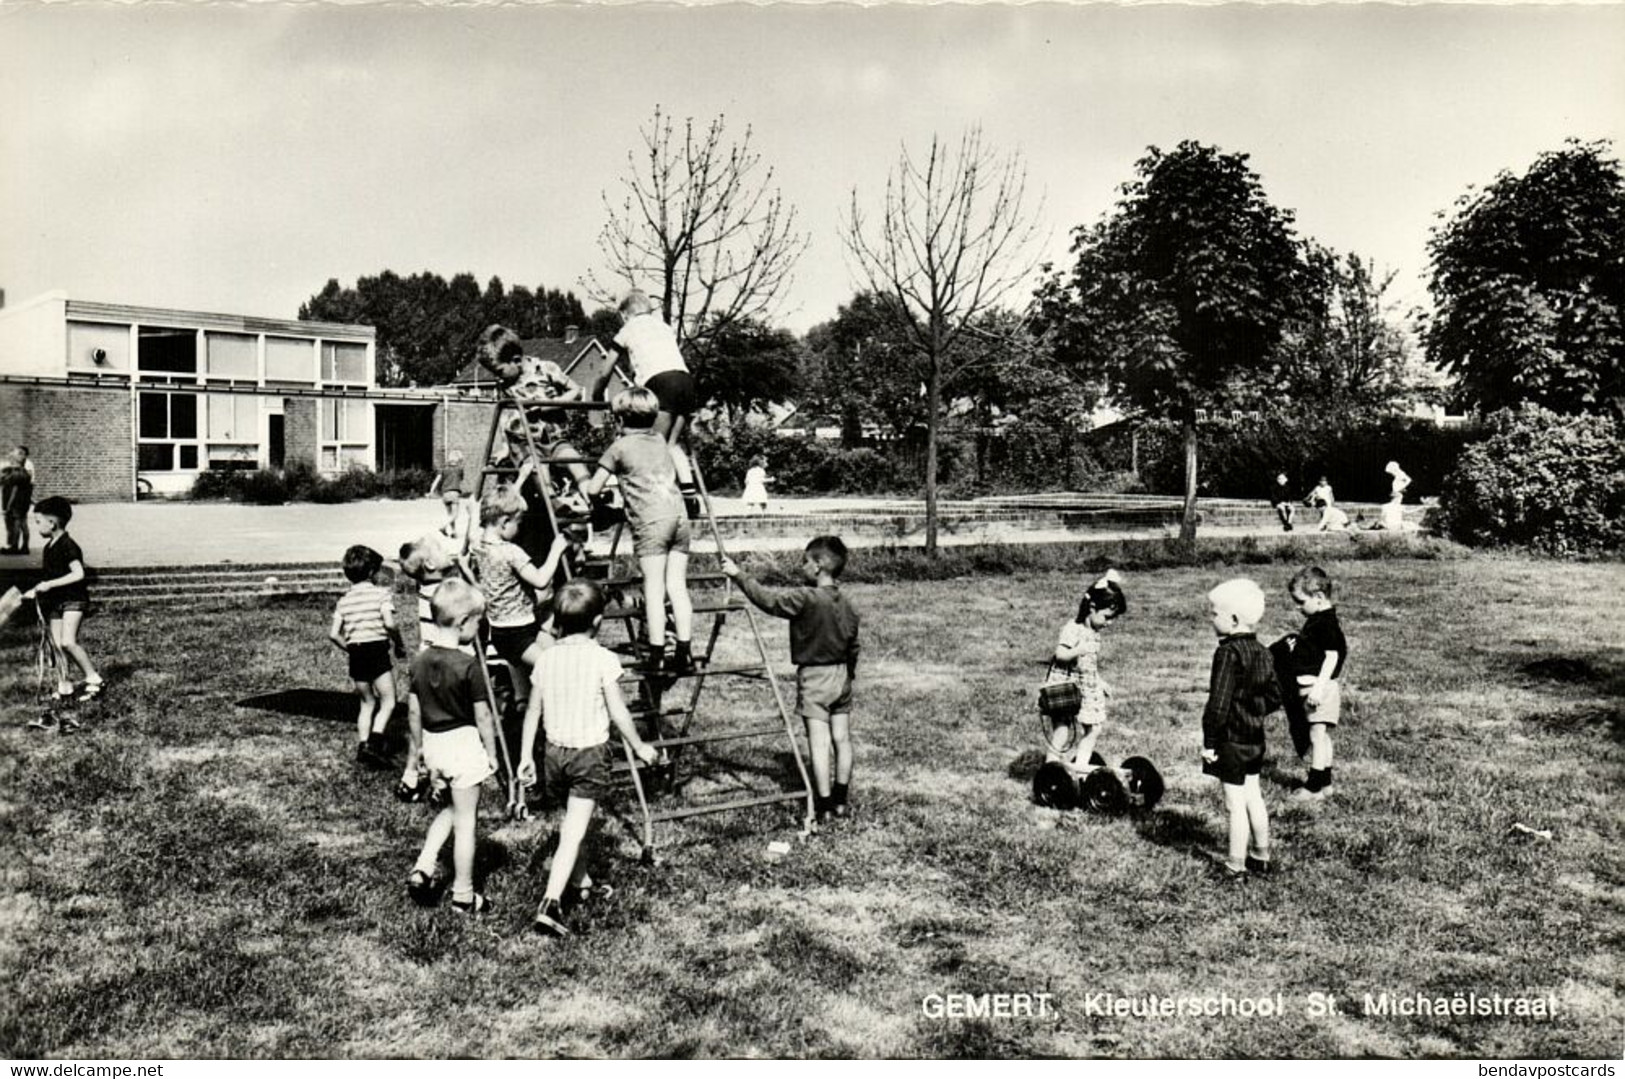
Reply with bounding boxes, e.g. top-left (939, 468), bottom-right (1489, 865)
top-left (55, 611), bottom-right (100, 687)
top-left (448, 783), bottom-right (481, 903)
top-left (804, 718), bottom-right (834, 798)
top-left (545, 796), bottom-right (597, 901)
top-left (1243, 774), bottom-right (1270, 862)
top-left (1309, 723), bottom-right (1333, 771)
top-left (1072, 723), bottom-right (1101, 770)
top-left (830, 712), bottom-right (852, 785)
top-left (639, 553), bottom-right (668, 651)
top-left (1221, 781), bottom-right (1250, 872)
top-left (656, 413), bottom-right (694, 486)
top-left (414, 806), bottom-right (455, 876)
top-left (355, 681), bottom-right (376, 746)
top-left (665, 549), bottom-right (692, 644)
top-left (370, 671), bottom-right (396, 737)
